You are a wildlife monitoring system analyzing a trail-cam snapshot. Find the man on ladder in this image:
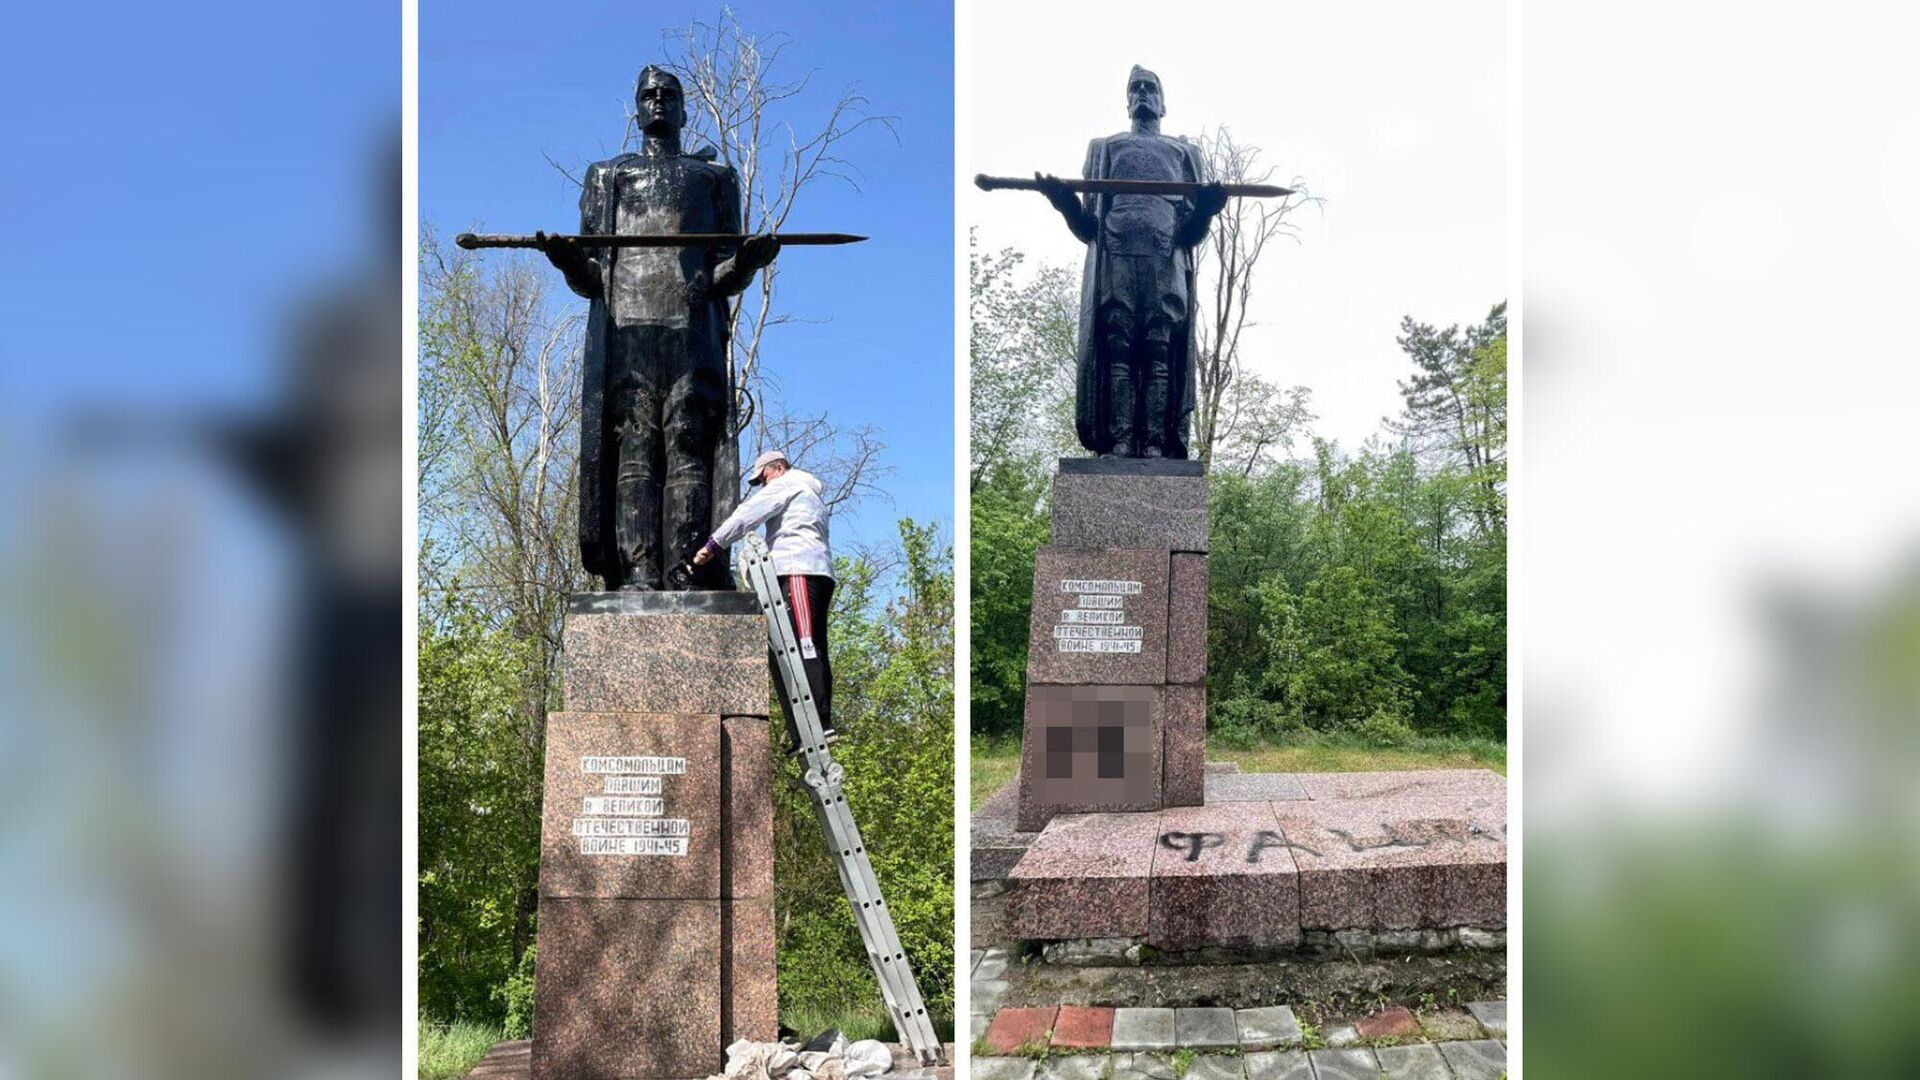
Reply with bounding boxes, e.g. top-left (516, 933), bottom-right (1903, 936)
top-left (691, 448), bottom-right (838, 750)
top-left (691, 450), bottom-right (945, 1064)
